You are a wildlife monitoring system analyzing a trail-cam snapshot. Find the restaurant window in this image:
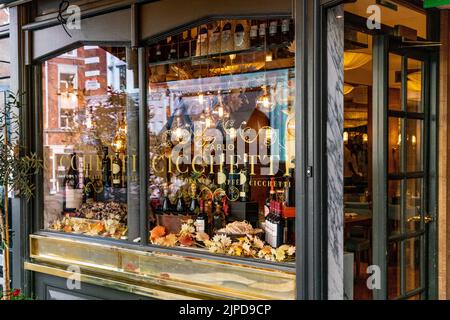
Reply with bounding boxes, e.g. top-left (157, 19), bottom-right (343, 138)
top-left (44, 46), bottom-right (138, 240)
top-left (147, 18), bottom-right (296, 264)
